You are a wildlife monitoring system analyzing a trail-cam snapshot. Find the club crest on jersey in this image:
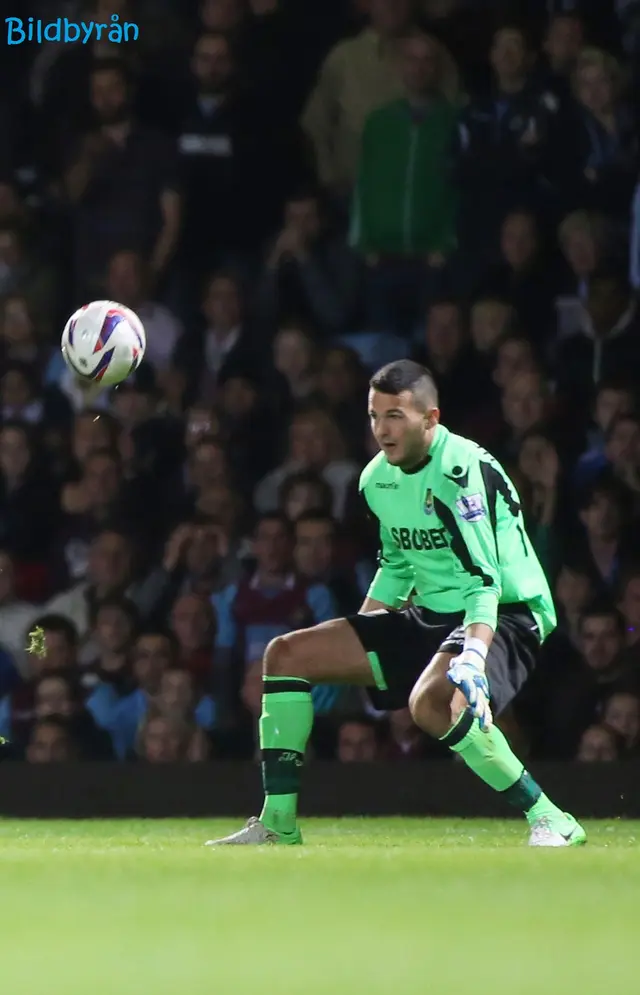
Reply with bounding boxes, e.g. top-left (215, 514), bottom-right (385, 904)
top-left (424, 488), bottom-right (434, 515)
top-left (456, 493), bottom-right (486, 522)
